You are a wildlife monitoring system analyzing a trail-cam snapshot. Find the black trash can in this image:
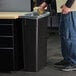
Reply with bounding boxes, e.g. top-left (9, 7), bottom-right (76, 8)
top-left (21, 12), bottom-right (50, 72)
